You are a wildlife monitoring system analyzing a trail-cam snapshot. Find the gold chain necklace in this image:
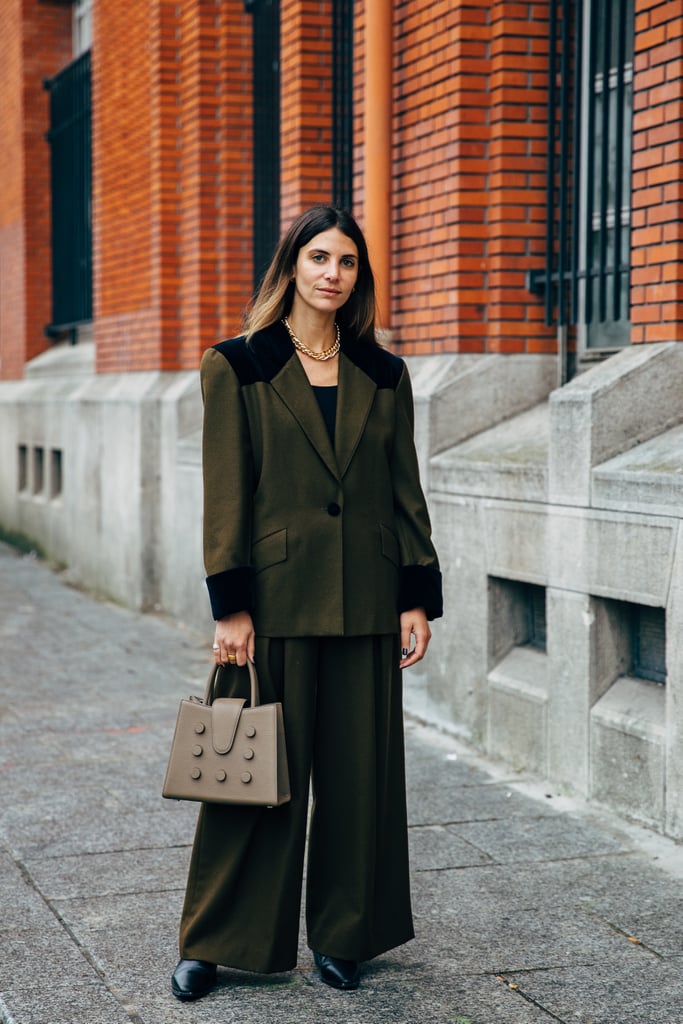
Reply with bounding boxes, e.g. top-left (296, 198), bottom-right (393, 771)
top-left (282, 317), bottom-right (340, 361)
